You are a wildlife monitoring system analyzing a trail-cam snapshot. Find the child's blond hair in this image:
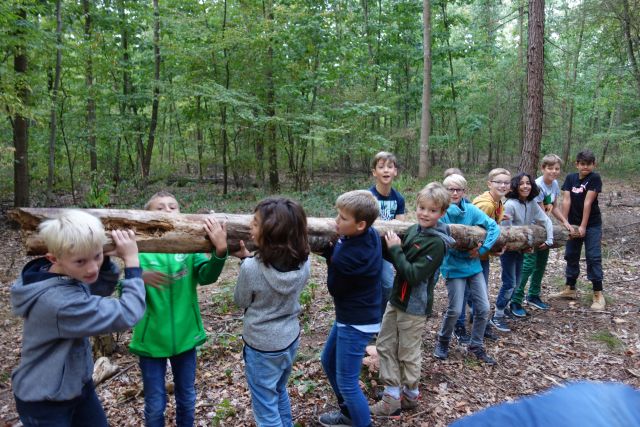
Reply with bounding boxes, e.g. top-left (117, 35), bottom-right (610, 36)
top-left (487, 168), bottom-right (511, 181)
top-left (38, 210), bottom-right (107, 257)
top-left (443, 174), bottom-right (467, 191)
top-left (144, 190), bottom-right (178, 210)
top-left (336, 190), bottom-right (379, 228)
top-left (417, 182), bottom-right (450, 213)
top-left (371, 151), bottom-right (398, 169)
top-left (540, 154), bottom-right (562, 168)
